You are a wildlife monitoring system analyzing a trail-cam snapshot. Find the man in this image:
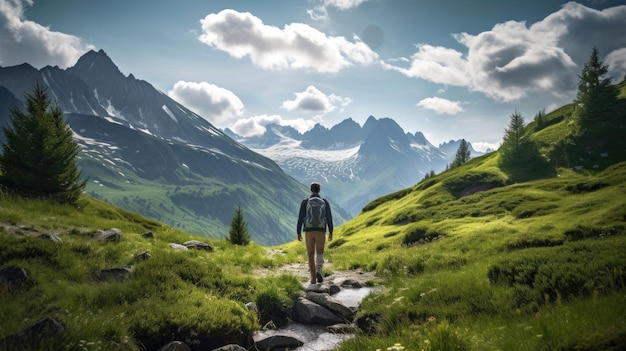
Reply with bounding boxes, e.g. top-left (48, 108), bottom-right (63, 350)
top-left (297, 182), bottom-right (333, 284)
